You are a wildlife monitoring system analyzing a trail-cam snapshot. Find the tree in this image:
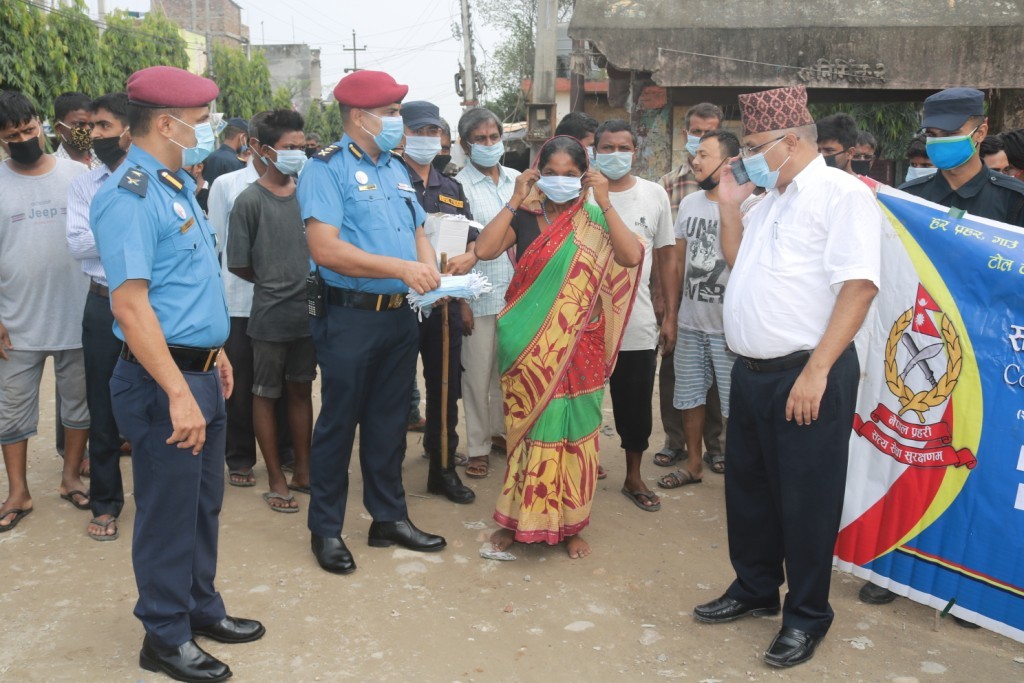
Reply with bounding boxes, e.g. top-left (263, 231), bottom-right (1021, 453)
top-left (271, 87), bottom-right (294, 111)
top-left (209, 44), bottom-right (272, 118)
top-left (809, 102), bottom-right (922, 160)
top-left (0, 0), bottom-right (50, 109)
top-left (99, 10), bottom-right (189, 94)
top-left (43, 0), bottom-right (104, 103)
top-left (322, 102), bottom-right (344, 143)
top-left (303, 99), bottom-right (326, 140)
